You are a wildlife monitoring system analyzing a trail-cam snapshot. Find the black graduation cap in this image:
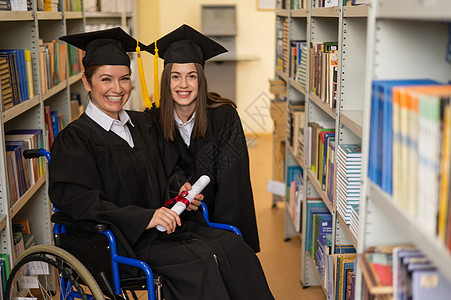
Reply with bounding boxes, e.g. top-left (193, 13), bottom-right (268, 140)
top-left (145, 24), bottom-right (228, 66)
top-left (59, 27), bottom-right (146, 69)
top-left (60, 27), bottom-right (153, 109)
